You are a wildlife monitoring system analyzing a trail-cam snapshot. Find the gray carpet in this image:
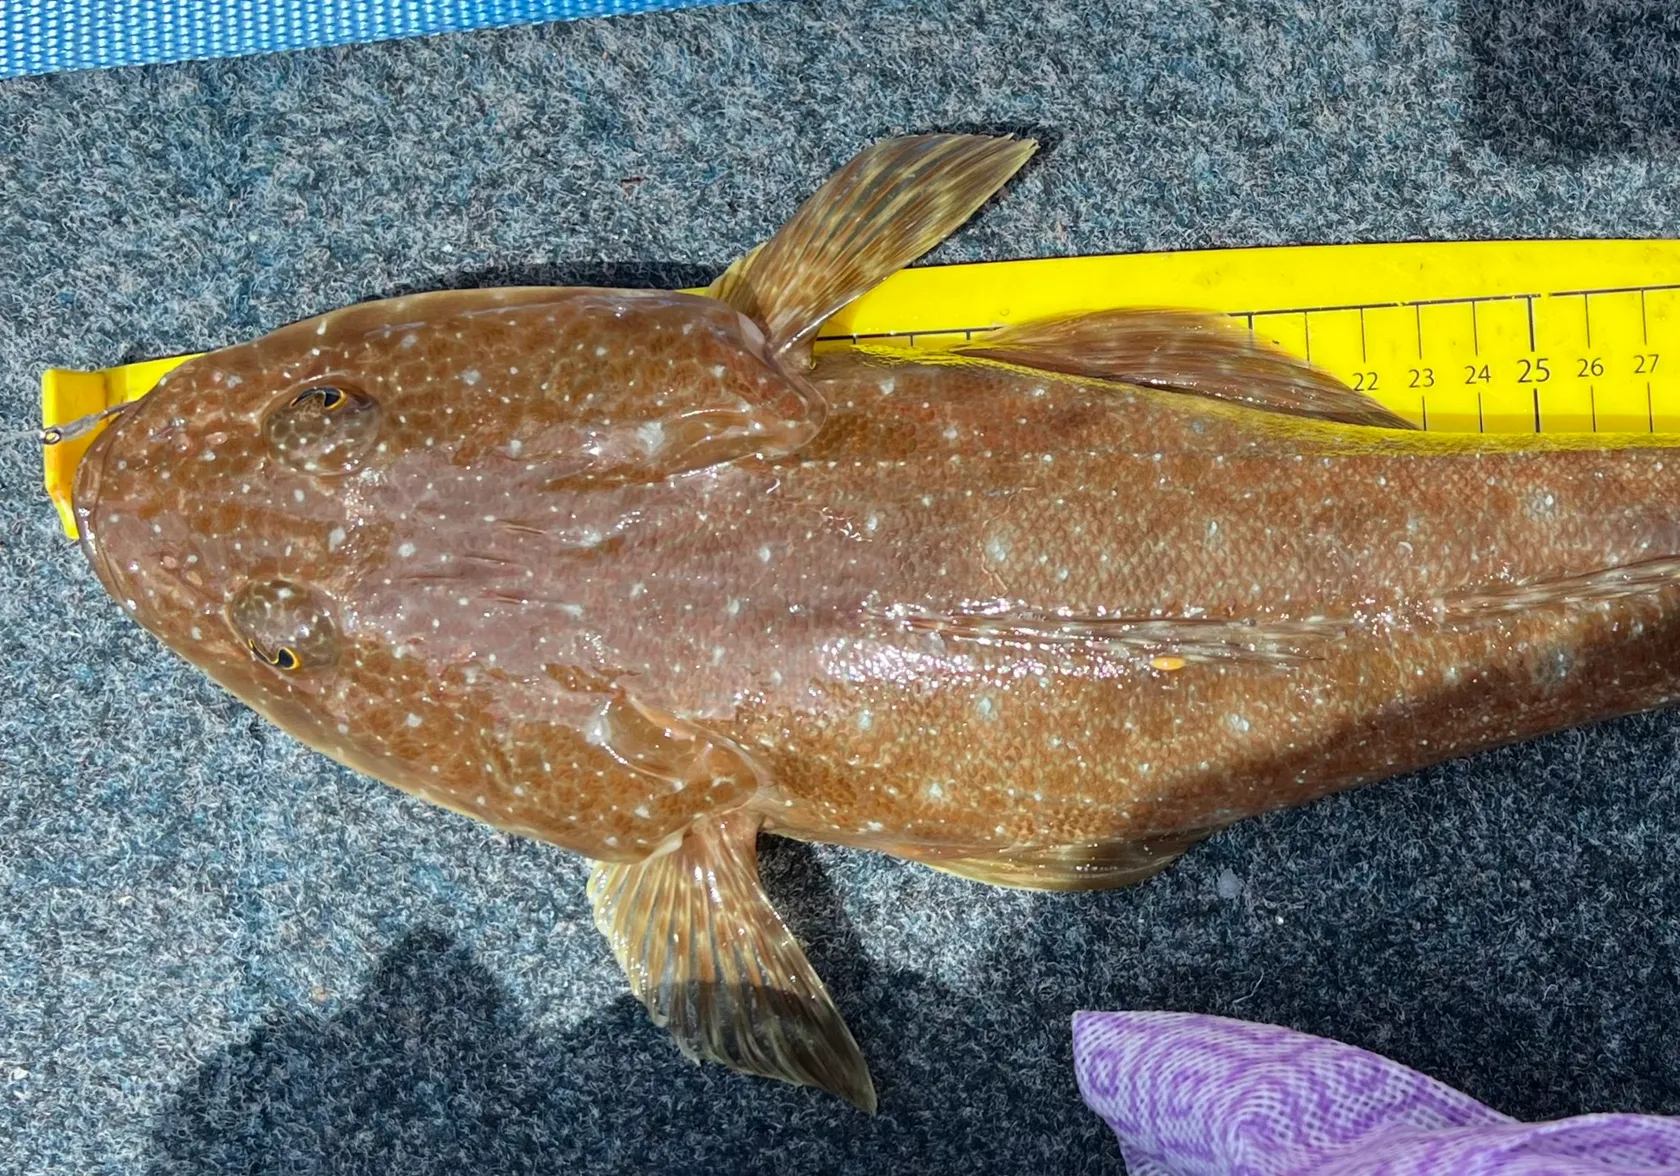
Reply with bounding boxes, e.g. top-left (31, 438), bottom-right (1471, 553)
top-left (5, 1), bottom-right (1680, 1172)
